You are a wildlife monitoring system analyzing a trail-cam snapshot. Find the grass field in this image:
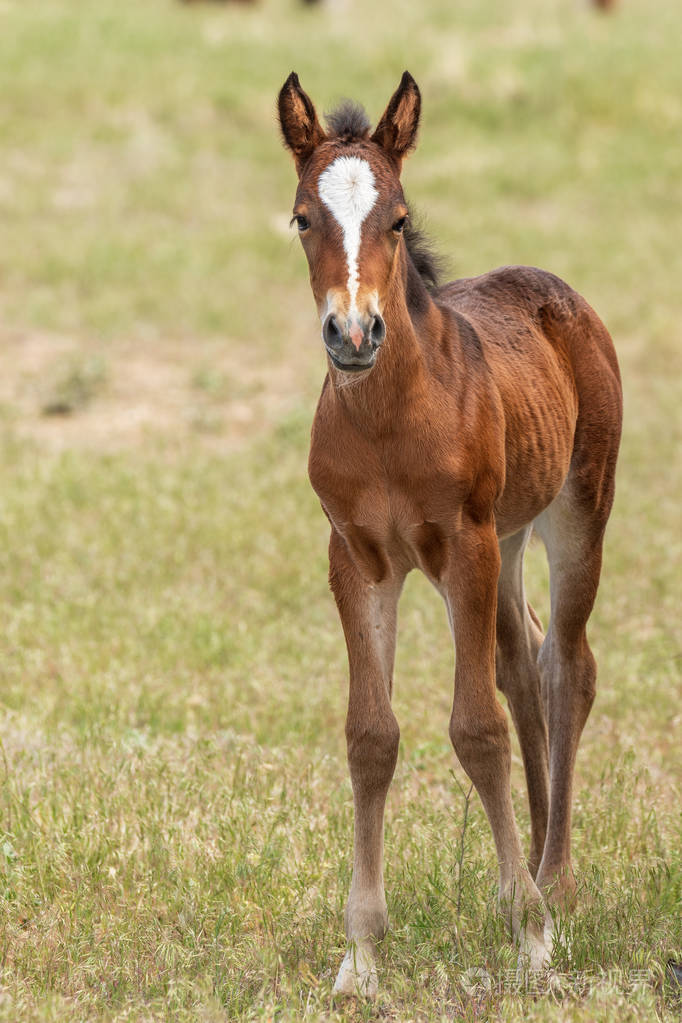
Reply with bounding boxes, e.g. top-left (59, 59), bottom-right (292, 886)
top-left (0, 0), bottom-right (681, 1019)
